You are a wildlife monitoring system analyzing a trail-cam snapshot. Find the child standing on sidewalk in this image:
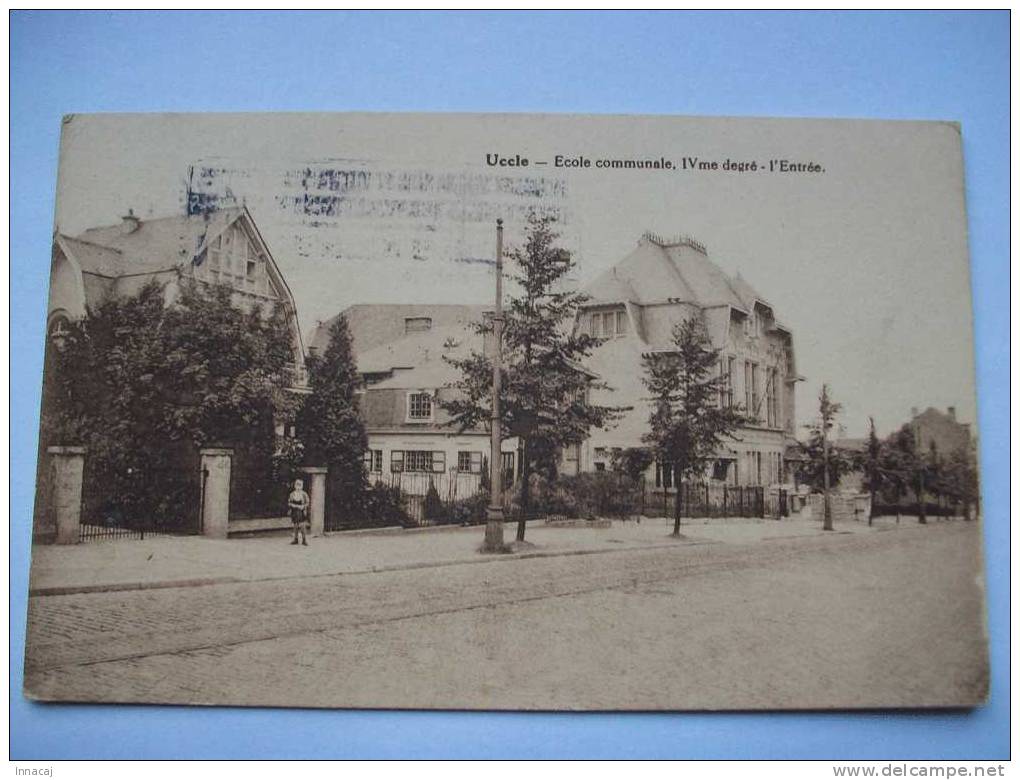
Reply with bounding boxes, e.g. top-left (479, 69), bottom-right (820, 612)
top-left (288, 478), bottom-right (310, 546)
